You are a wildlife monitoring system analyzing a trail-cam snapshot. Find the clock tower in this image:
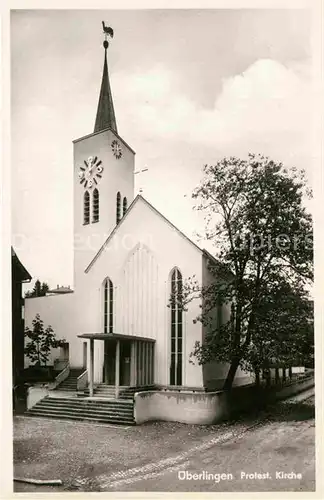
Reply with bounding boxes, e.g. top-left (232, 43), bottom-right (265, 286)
top-left (73, 31), bottom-right (135, 286)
